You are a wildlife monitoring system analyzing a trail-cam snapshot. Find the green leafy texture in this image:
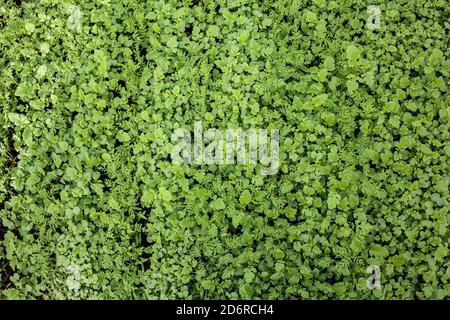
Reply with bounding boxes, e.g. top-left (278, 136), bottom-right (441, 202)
top-left (0, 0), bottom-right (448, 300)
